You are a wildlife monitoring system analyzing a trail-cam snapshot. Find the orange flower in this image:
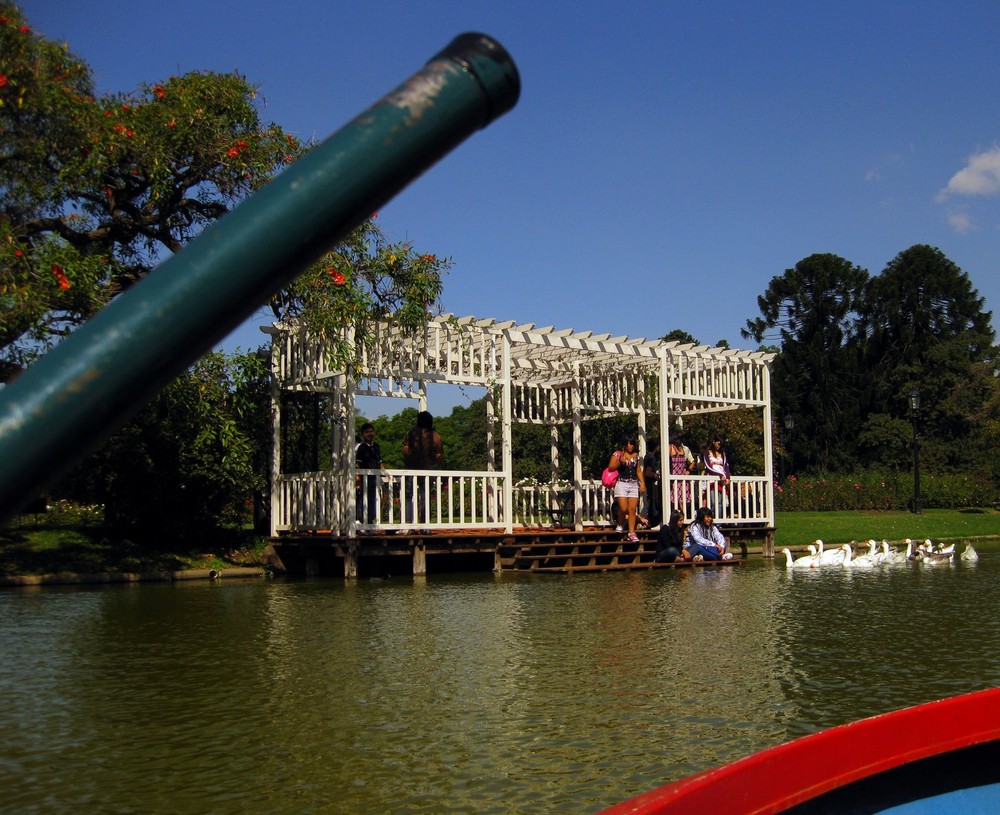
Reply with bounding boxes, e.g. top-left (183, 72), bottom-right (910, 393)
top-left (227, 147), bottom-right (240, 158)
top-left (0, 74), bottom-right (7, 88)
top-left (328, 268), bottom-right (346, 286)
top-left (153, 85), bottom-right (166, 99)
top-left (52, 265), bottom-right (70, 290)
